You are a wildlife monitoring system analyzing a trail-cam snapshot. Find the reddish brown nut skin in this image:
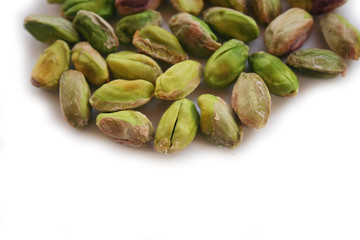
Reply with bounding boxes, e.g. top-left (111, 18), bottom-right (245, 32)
top-left (115, 0), bottom-right (162, 16)
top-left (287, 0), bottom-right (347, 15)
